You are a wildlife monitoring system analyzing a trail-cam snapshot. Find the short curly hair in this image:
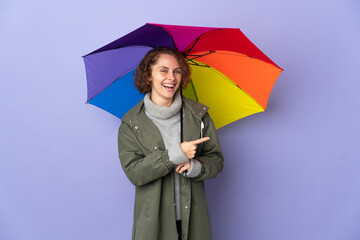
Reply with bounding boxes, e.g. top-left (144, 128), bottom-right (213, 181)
top-left (134, 47), bottom-right (191, 94)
